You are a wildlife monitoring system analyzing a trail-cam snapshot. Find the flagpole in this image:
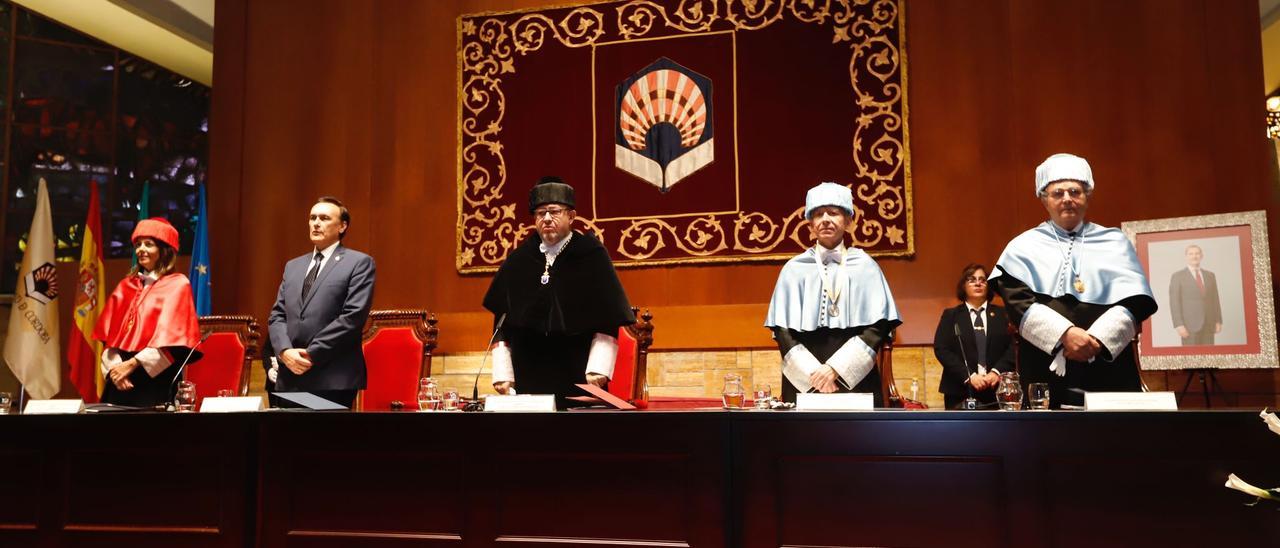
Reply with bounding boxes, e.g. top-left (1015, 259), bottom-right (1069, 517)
top-left (16, 382), bottom-right (24, 413)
